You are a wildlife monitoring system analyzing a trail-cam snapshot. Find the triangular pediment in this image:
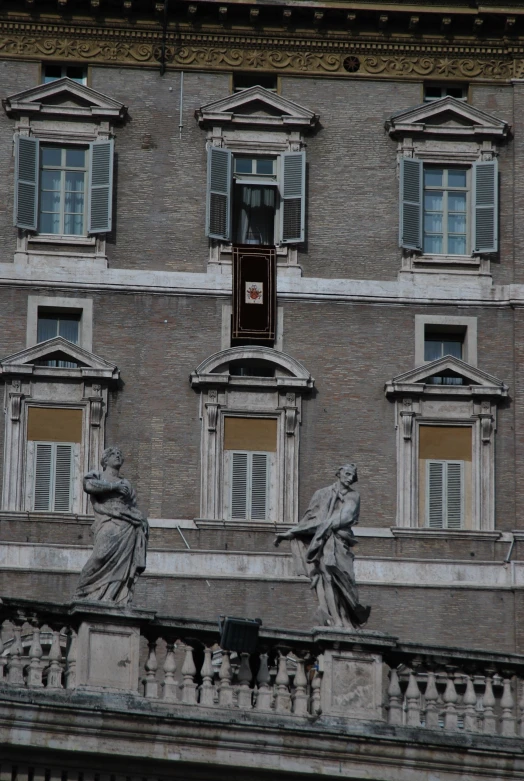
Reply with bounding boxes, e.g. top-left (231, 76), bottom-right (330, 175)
top-left (0, 337), bottom-right (119, 380)
top-left (386, 96), bottom-right (509, 139)
top-left (196, 86), bottom-right (319, 129)
top-left (386, 356), bottom-right (508, 396)
top-left (3, 78), bottom-right (127, 121)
